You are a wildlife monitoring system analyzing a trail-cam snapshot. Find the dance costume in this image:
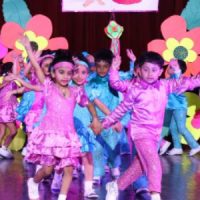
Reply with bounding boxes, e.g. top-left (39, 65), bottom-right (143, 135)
top-left (26, 79), bottom-right (88, 170)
